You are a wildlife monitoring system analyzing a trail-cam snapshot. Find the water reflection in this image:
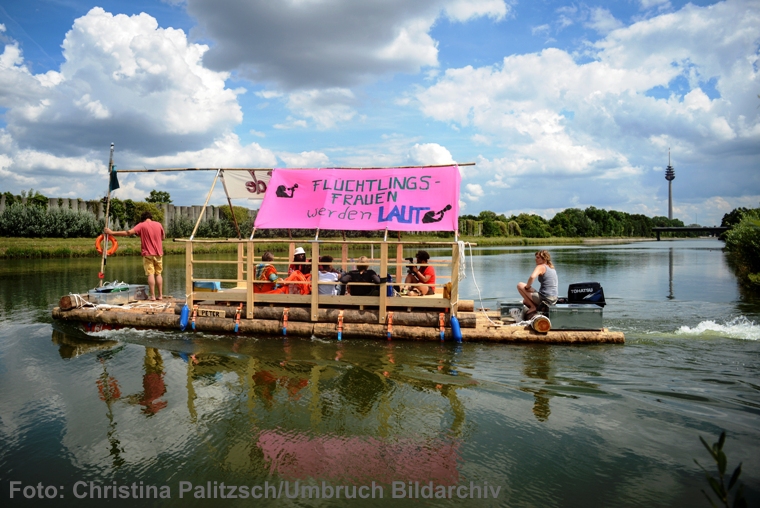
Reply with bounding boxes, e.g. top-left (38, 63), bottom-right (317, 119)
top-left (668, 247), bottom-right (675, 300)
top-left (51, 328), bottom-right (118, 358)
top-left (520, 346), bottom-right (555, 422)
top-left (52, 331), bottom-right (471, 485)
top-left (96, 345), bottom-right (126, 470)
top-left (133, 348), bottom-right (168, 415)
